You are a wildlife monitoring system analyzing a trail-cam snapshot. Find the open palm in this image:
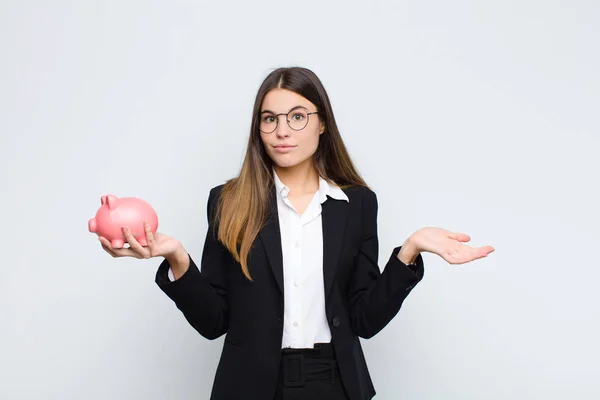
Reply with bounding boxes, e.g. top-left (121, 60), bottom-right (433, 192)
top-left (411, 227), bottom-right (494, 265)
